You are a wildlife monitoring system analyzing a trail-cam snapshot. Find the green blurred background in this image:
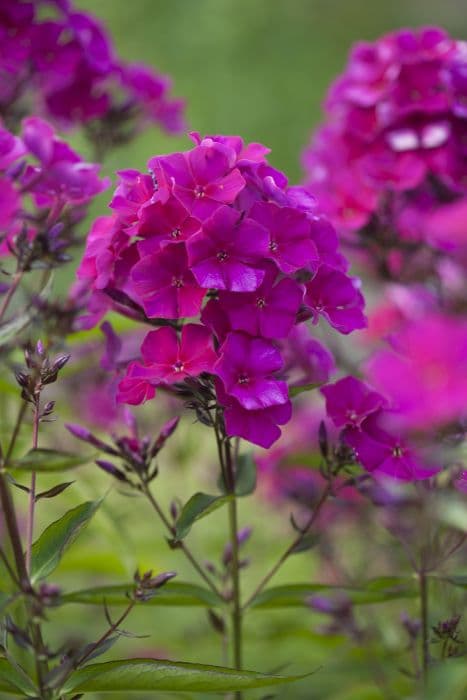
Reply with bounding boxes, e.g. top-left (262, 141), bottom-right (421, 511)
top-left (78, 0), bottom-right (467, 182)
